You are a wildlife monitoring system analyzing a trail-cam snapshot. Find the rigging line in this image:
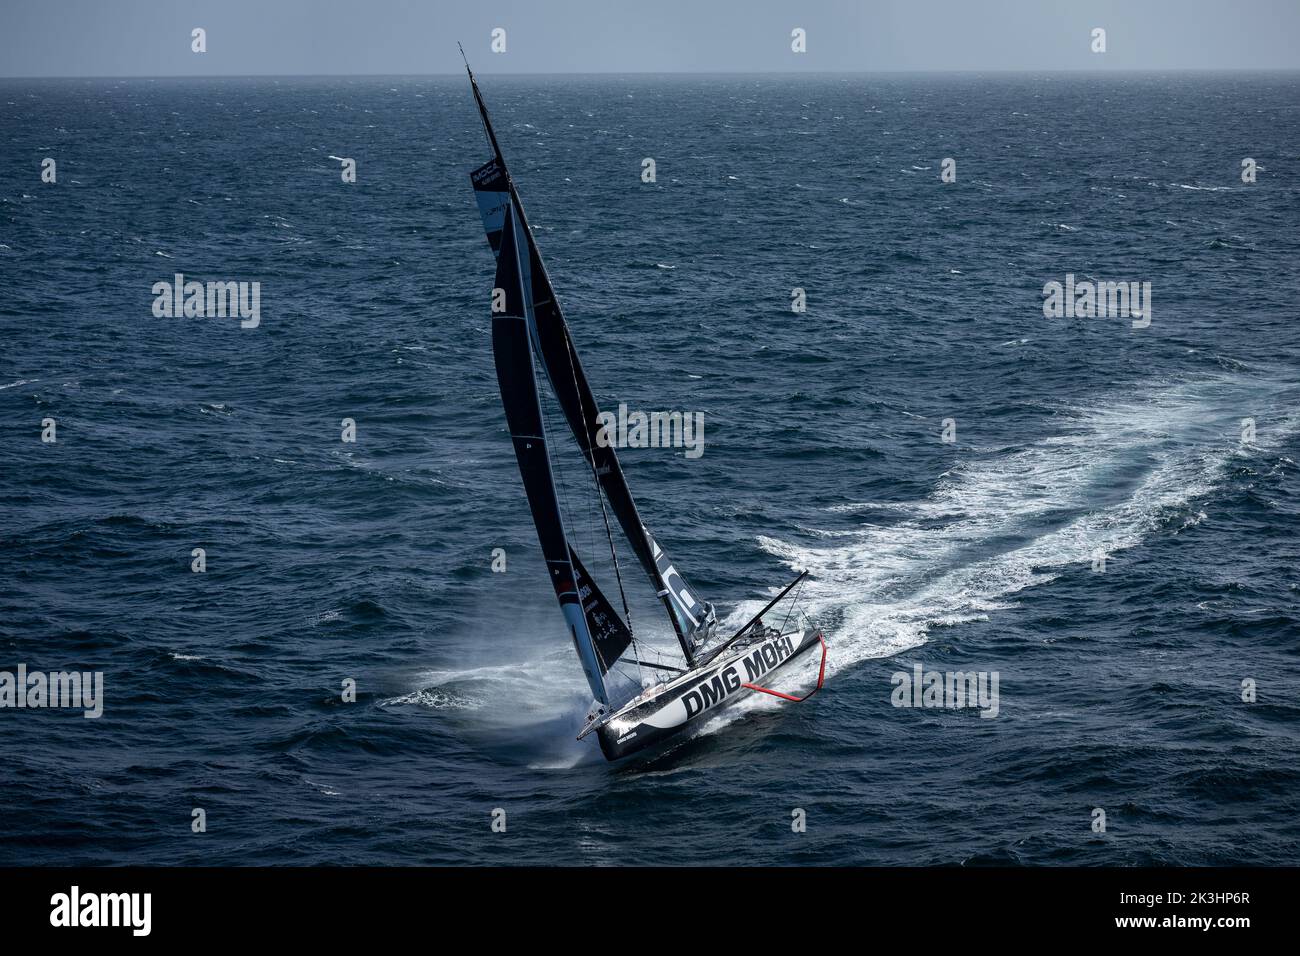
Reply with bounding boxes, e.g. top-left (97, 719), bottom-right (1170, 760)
top-left (548, 366), bottom-right (595, 561)
top-left (778, 576), bottom-right (806, 636)
top-left (561, 326), bottom-right (638, 653)
top-left (542, 349), bottom-right (595, 565)
top-left (538, 332), bottom-right (615, 691)
top-left (539, 352), bottom-right (620, 692)
top-left (538, 375), bottom-right (579, 576)
top-left (581, 391), bottom-right (598, 566)
top-left (611, 661), bottom-right (641, 685)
